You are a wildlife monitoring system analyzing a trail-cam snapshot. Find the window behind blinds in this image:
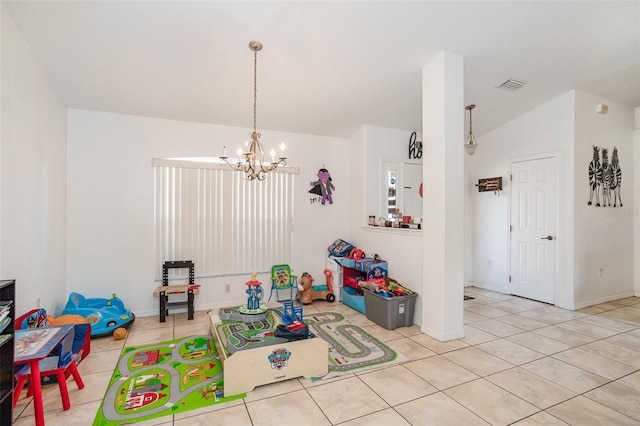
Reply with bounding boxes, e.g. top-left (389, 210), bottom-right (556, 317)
top-left (153, 160), bottom-right (294, 279)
